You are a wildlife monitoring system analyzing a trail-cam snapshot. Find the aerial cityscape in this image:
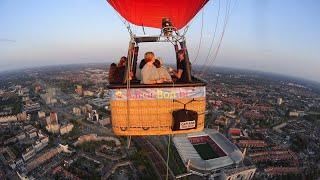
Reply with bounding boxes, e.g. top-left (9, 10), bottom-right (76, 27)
top-left (1, 0), bottom-right (320, 180)
top-left (0, 64), bottom-right (319, 179)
